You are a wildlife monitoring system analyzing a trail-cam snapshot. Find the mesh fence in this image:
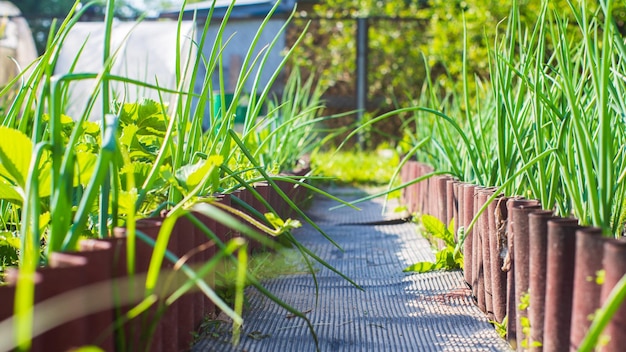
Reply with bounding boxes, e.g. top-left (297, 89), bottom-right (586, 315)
top-left (286, 16), bottom-right (430, 147)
